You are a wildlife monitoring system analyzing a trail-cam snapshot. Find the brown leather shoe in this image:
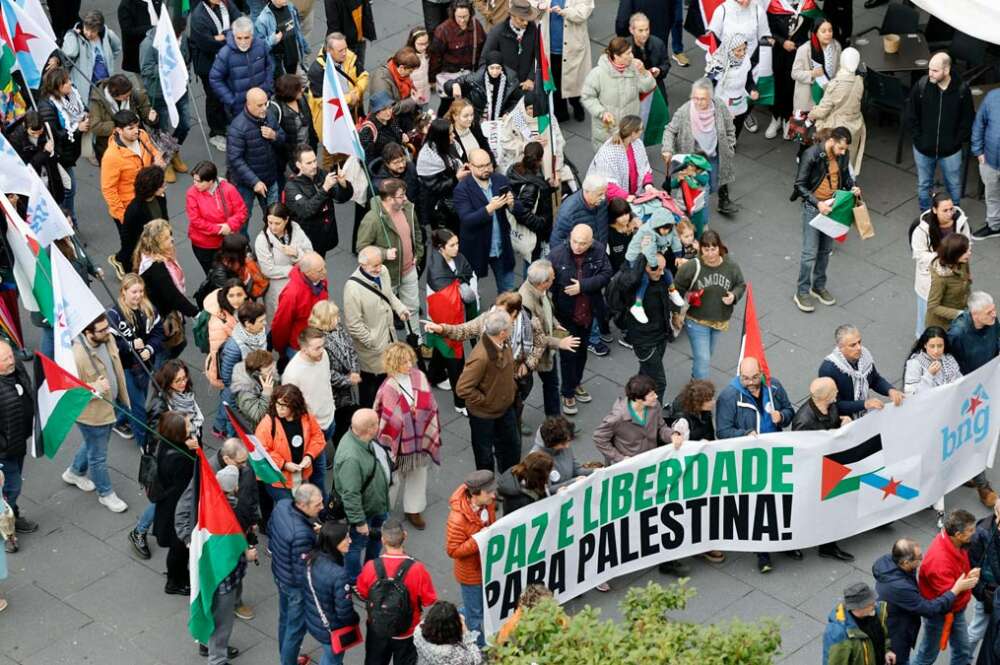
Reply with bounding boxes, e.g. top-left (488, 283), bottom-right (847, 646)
top-left (406, 512), bottom-right (426, 530)
top-left (171, 152), bottom-right (189, 173)
top-left (163, 164), bottom-right (177, 183)
top-left (979, 486), bottom-right (998, 508)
